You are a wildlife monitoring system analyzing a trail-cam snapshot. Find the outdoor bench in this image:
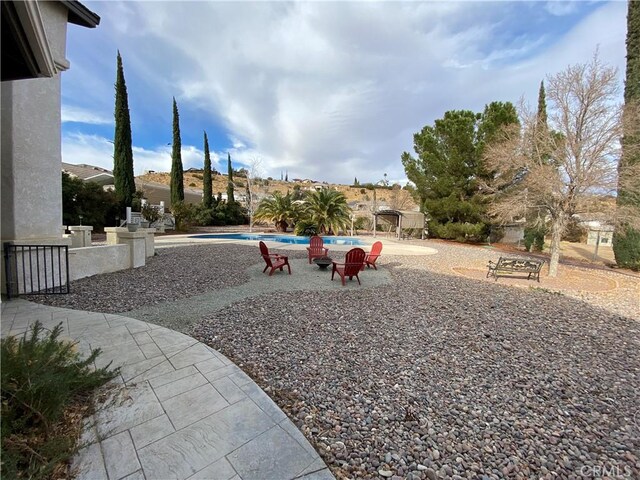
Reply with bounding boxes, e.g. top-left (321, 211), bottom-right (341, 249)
top-left (486, 256), bottom-right (545, 282)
